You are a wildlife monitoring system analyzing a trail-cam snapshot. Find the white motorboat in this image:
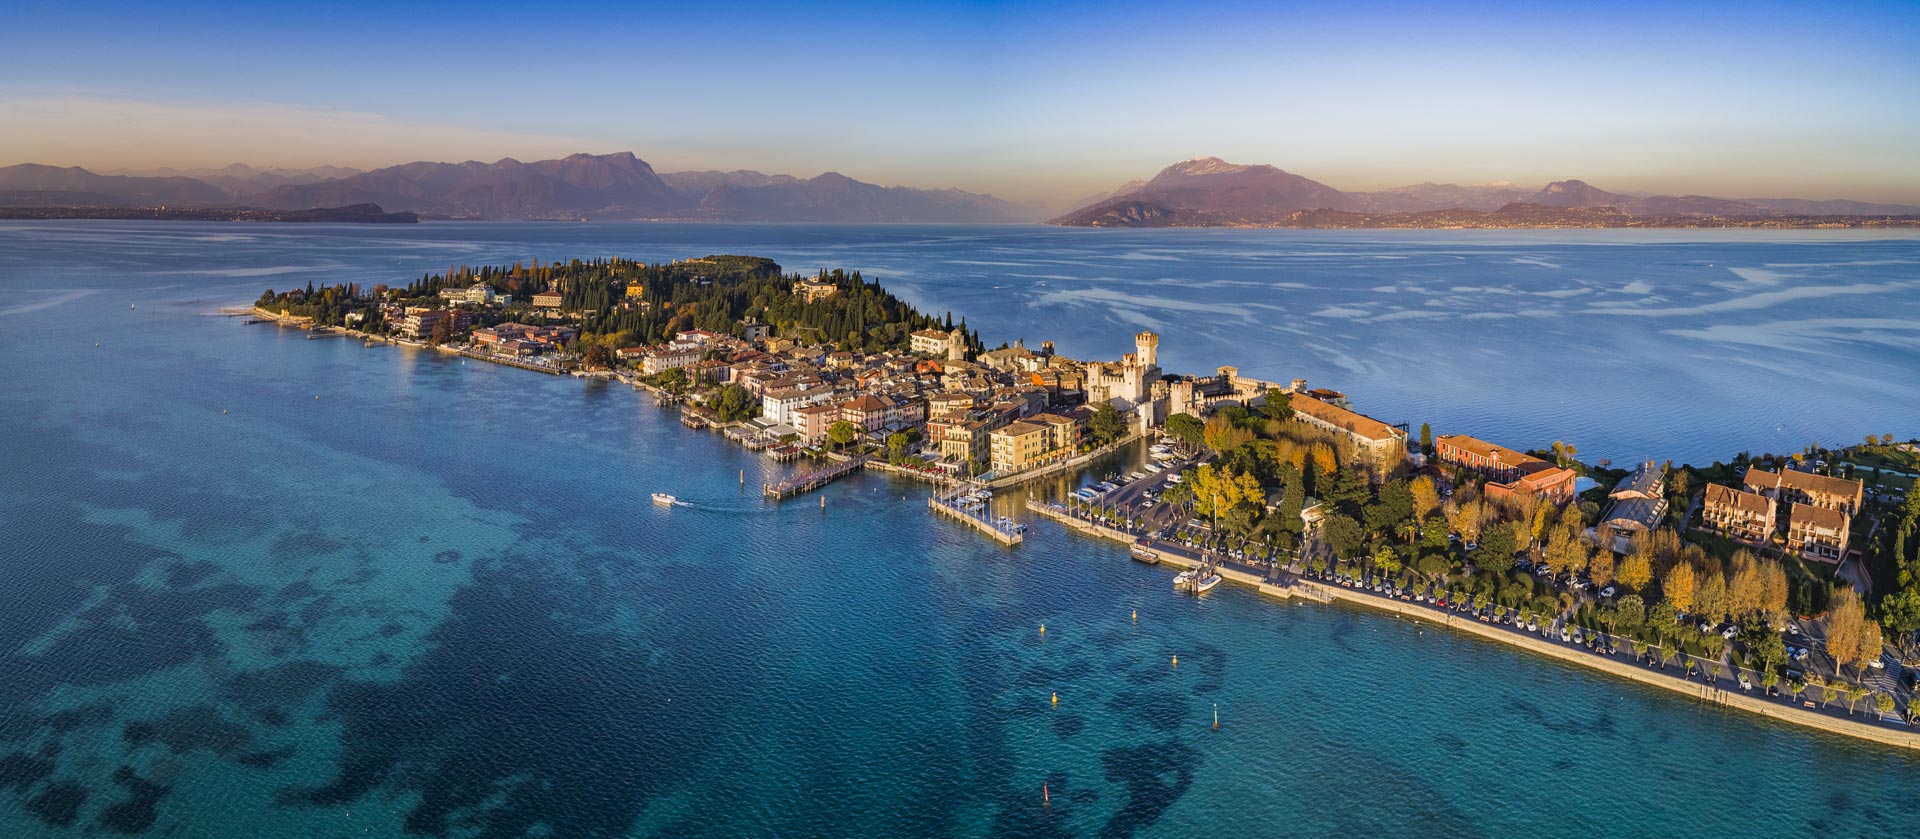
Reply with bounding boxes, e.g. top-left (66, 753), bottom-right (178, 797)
top-left (651, 493), bottom-right (678, 506)
top-left (1173, 569), bottom-right (1198, 590)
top-left (1192, 573), bottom-right (1222, 593)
